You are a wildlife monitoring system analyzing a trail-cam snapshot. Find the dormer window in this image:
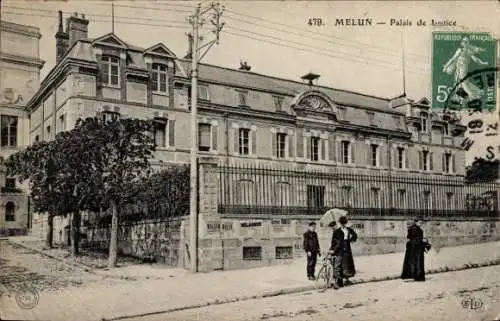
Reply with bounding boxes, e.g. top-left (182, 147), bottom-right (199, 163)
top-left (273, 95), bottom-right (284, 111)
top-left (237, 91), bottom-right (248, 106)
top-left (198, 85), bottom-right (209, 100)
top-left (101, 56), bottom-right (120, 86)
top-left (152, 64), bottom-right (168, 93)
